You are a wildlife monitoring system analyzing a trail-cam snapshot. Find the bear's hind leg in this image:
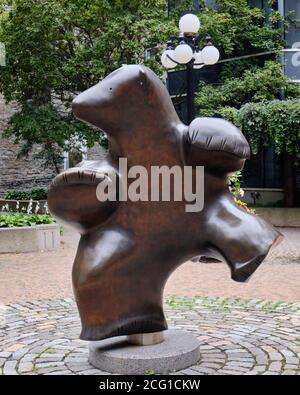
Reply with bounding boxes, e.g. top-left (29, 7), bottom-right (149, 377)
top-left (72, 228), bottom-right (167, 341)
top-left (206, 196), bottom-right (283, 282)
